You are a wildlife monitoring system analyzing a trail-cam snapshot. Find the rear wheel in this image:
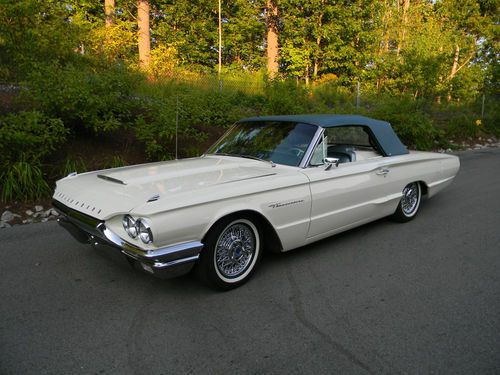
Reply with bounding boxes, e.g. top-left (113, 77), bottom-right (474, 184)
top-left (197, 217), bottom-right (262, 290)
top-left (392, 182), bottom-right (422, 222)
